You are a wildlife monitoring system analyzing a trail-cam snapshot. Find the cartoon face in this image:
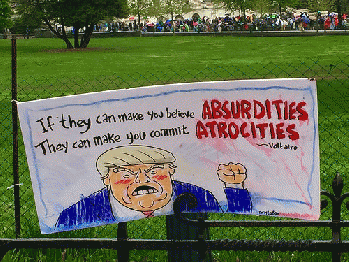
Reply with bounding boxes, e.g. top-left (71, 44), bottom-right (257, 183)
top-left (217, 163), bottom-right (247, 184)
top-left (104, 163), bottom-right (174, 212)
